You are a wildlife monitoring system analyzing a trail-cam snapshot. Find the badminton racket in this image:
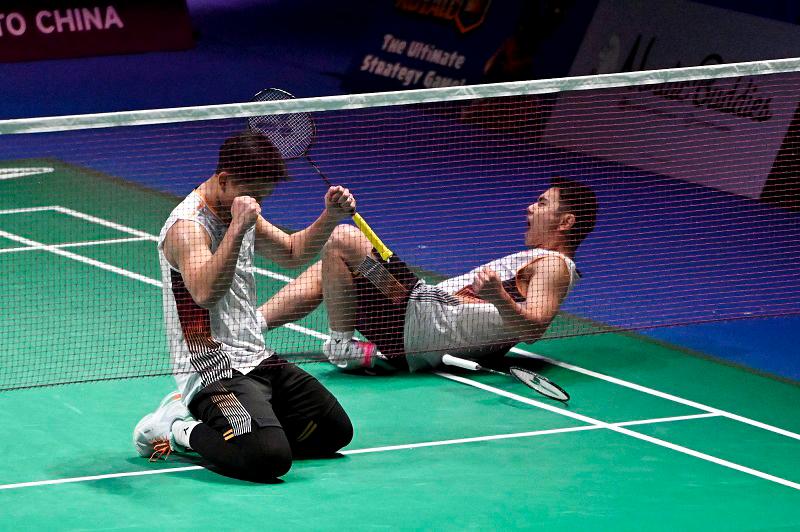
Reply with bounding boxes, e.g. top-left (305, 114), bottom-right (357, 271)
top-left (248, 88), bottom-right (393, 261)
top-left (441, 354), bottom-right (570, 402)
